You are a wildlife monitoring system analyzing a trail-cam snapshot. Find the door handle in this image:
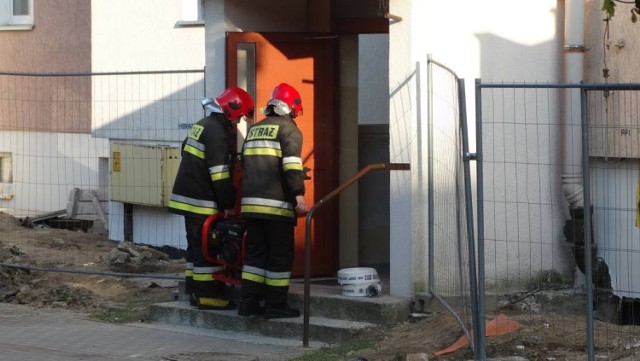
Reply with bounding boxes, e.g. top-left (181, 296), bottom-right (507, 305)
top-left (303, 166), bottom-right (312, 180)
